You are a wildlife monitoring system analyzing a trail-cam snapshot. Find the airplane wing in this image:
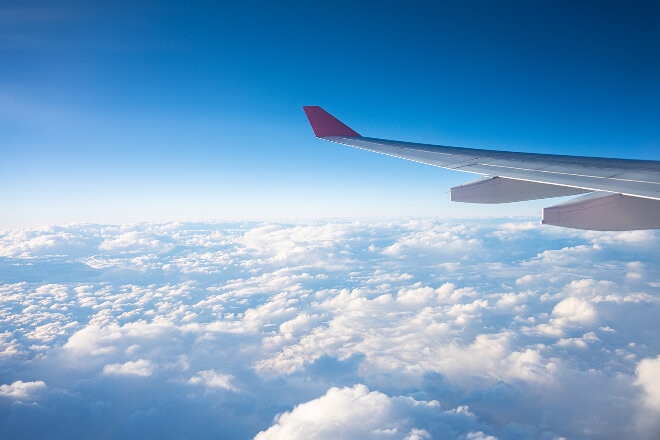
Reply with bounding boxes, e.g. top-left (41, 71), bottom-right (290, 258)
top-left (303, 106), bottom-right (660, 231)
